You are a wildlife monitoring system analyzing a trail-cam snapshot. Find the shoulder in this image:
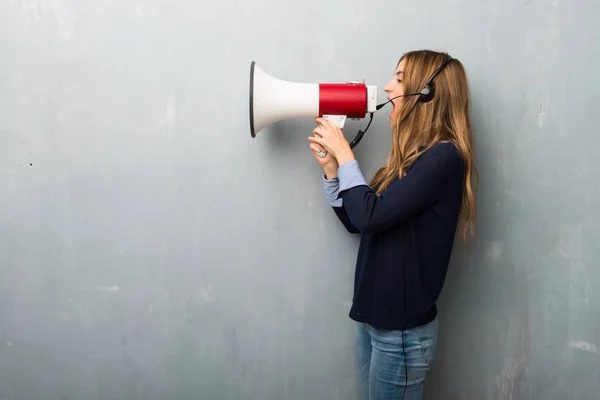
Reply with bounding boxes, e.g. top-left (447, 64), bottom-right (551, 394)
top-left (414, 141), bottom-right (463, 170)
